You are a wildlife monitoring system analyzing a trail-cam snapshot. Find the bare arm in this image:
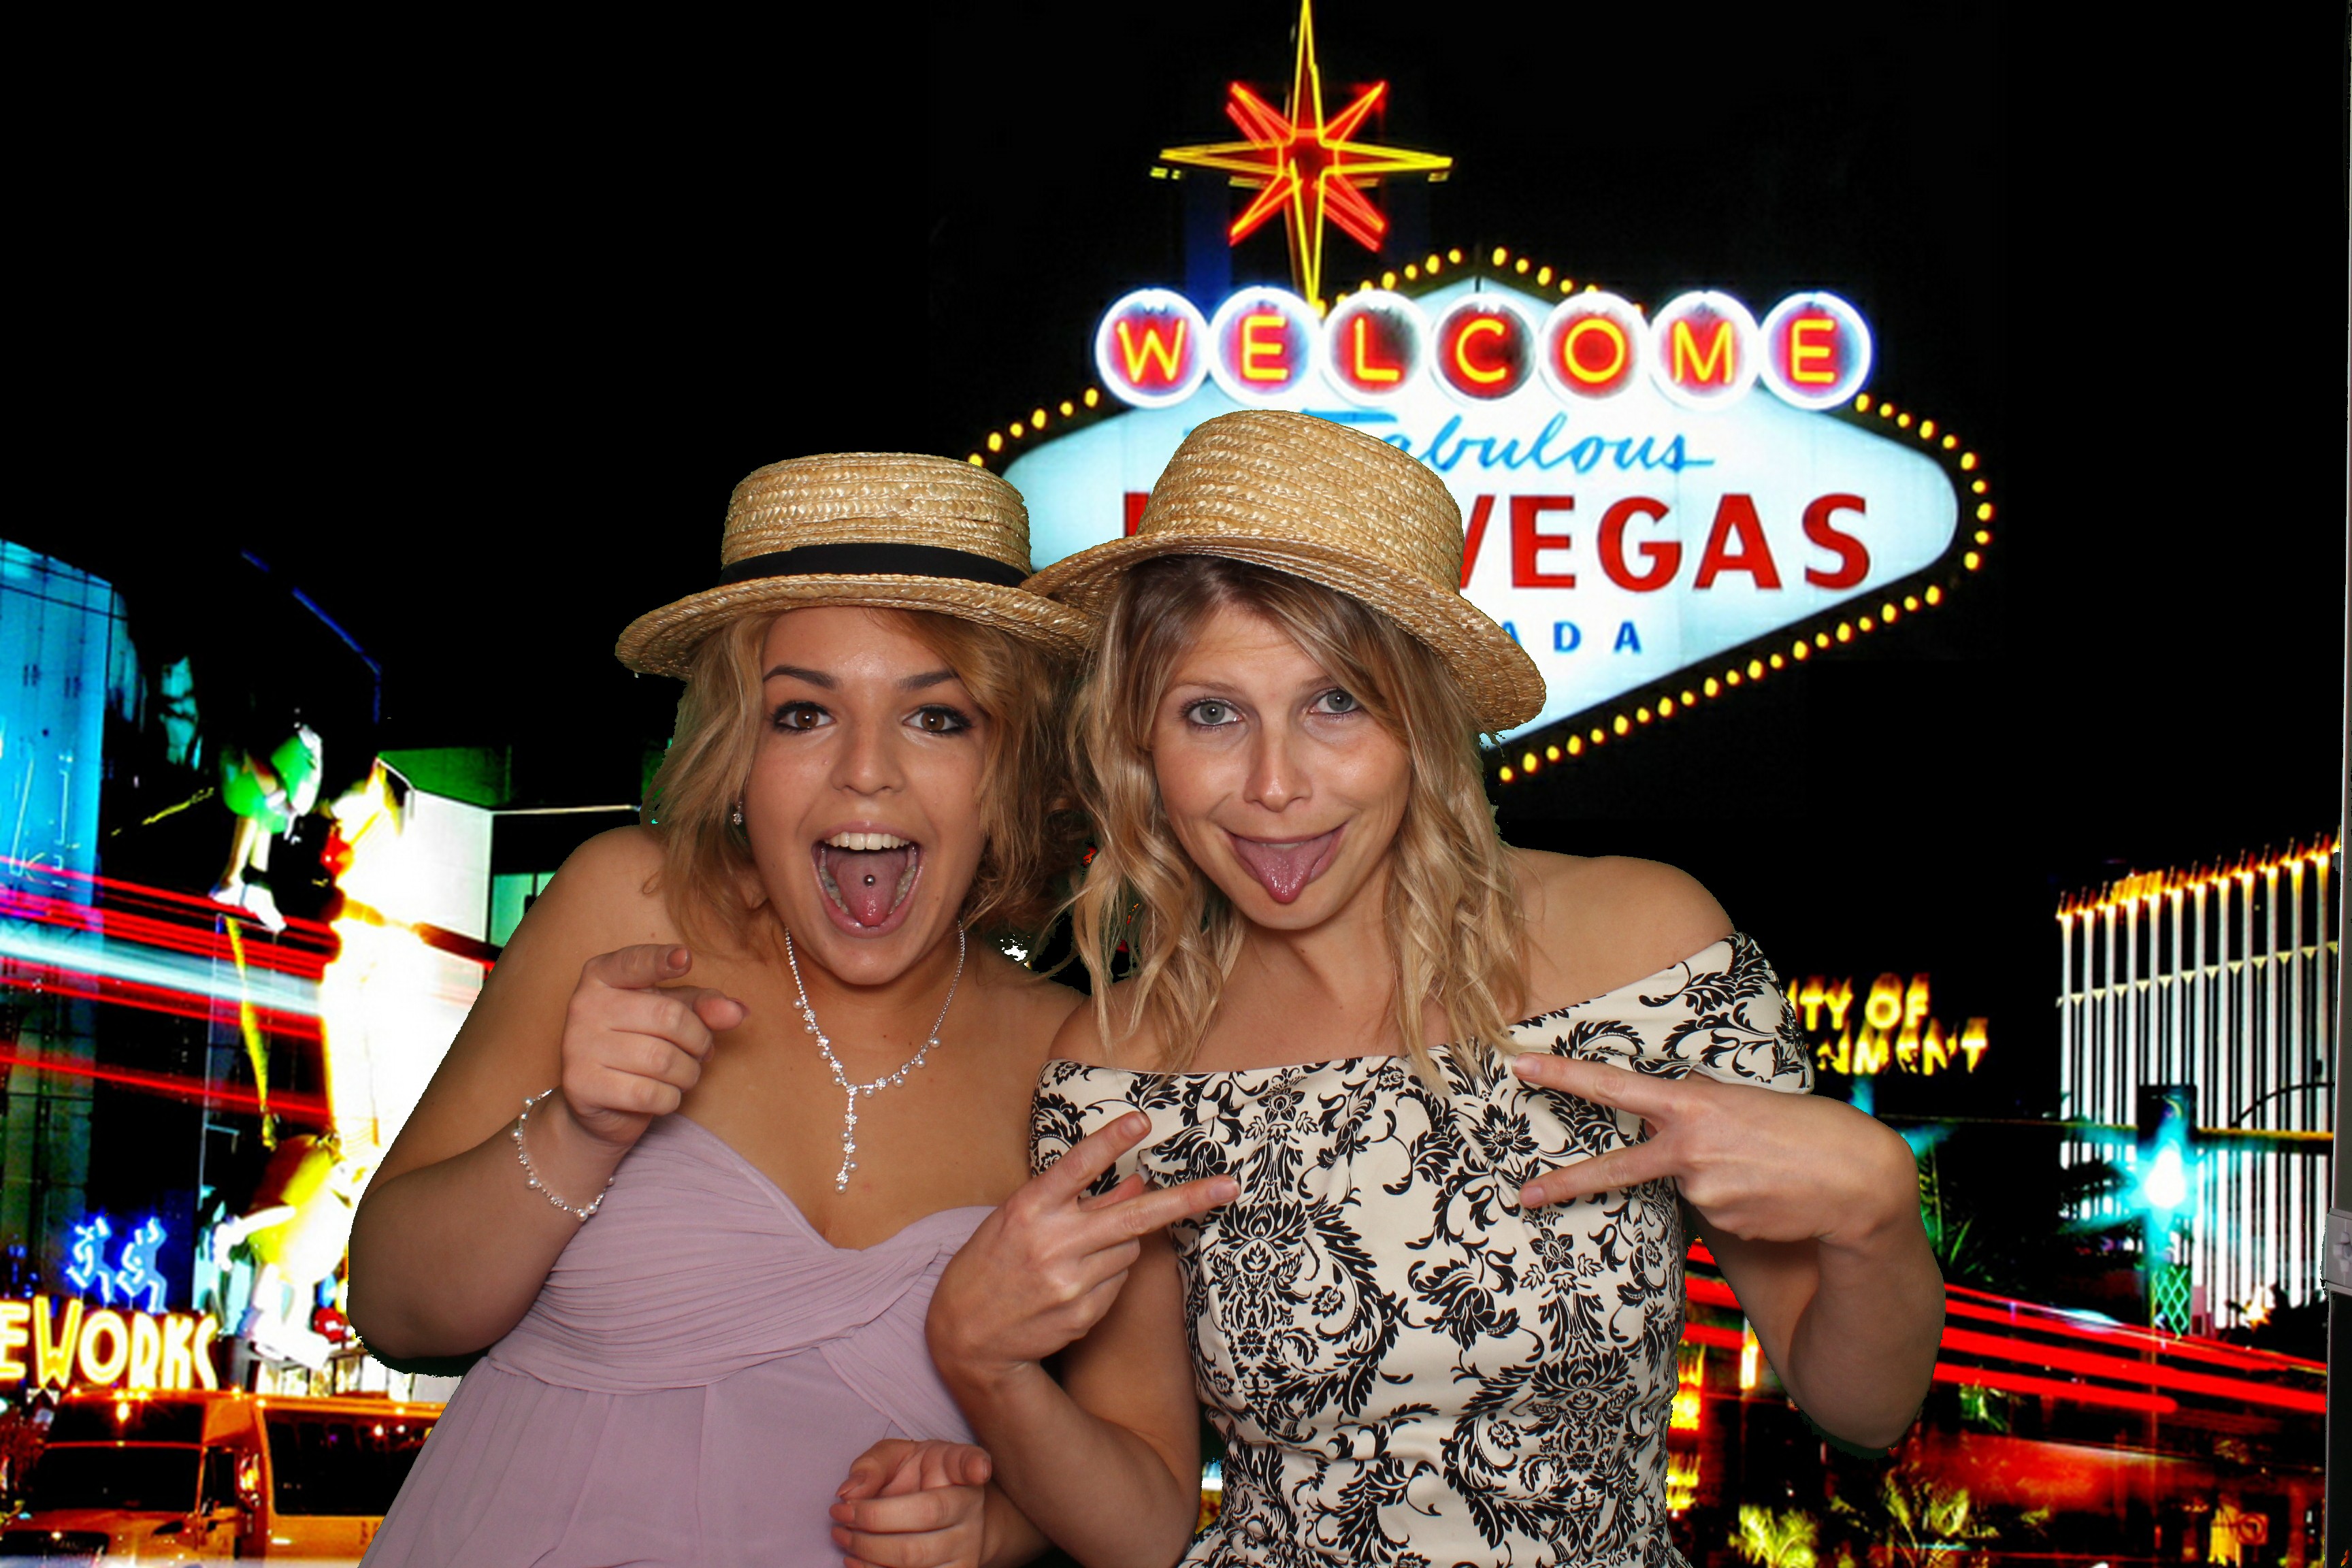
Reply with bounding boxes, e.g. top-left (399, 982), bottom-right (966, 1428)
top-left (346, 828), bottom-right (742, 1360)
top-left (1507, 855), bottom-right (1940, 1449)
top-left (926, 1111), bottom-right (1228, 1567)
top-left (1693, 1166), bottom-right (1944, 1450)
top-left (1515, 1059), bottom-right (1941, 1450)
